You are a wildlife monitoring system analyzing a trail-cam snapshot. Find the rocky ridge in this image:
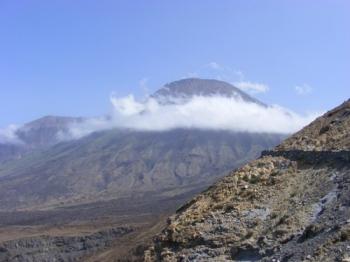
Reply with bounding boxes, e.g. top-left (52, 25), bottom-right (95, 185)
top-left (277, 99), bottom-right (350, 151)
top-left (145, 99), bottom-right (350, 261)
